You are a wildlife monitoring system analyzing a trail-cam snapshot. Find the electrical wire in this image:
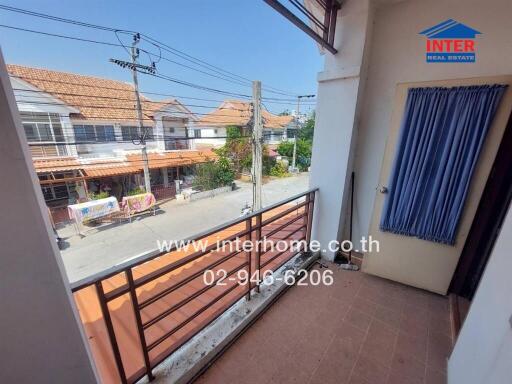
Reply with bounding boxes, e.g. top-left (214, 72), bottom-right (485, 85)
top-left (9, 73), bottom-right (316, 106)
top-left (13, 89), bottom-right (240, 110)
top-left (0, 4), bottom-right (307, 97)
top-left (0, 22), bottom-right (257, 99)
top-left (14, 99), bottom-right (253, 118)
